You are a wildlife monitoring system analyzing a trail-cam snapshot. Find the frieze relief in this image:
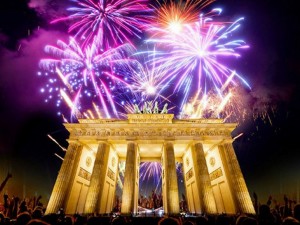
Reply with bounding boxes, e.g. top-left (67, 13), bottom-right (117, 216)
top-left (107, 168), bottom-right (115, 181)
top-left (209, 167), bottom-right (223, 181)
top-left (78, 115), bottom-right (224, 124)
top-left (128, 114), bottom-right (174, 124)
top-left (70, 127), bottom-right (231, 138)
top-left (79, 119), bottom-right (122, 124)
top-left (186, 168), bottom-right (194, 181)
top-left (78, 167), bottom-right (91, 181)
